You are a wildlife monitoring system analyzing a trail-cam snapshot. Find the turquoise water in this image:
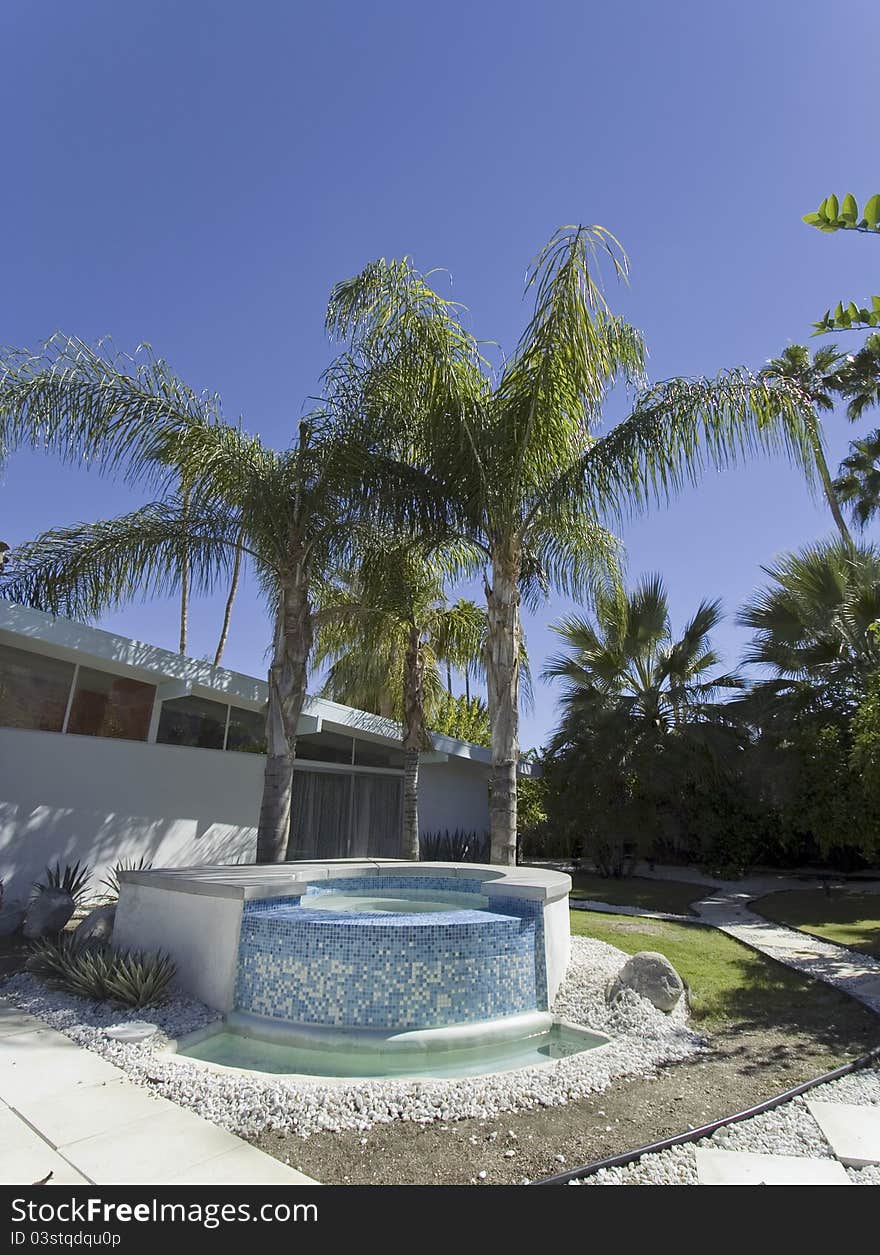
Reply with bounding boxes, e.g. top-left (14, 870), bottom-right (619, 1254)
top-left (300, 888), bottom-right (490, 914)
top-left (181, 1024), bottom-right (606, 1079)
